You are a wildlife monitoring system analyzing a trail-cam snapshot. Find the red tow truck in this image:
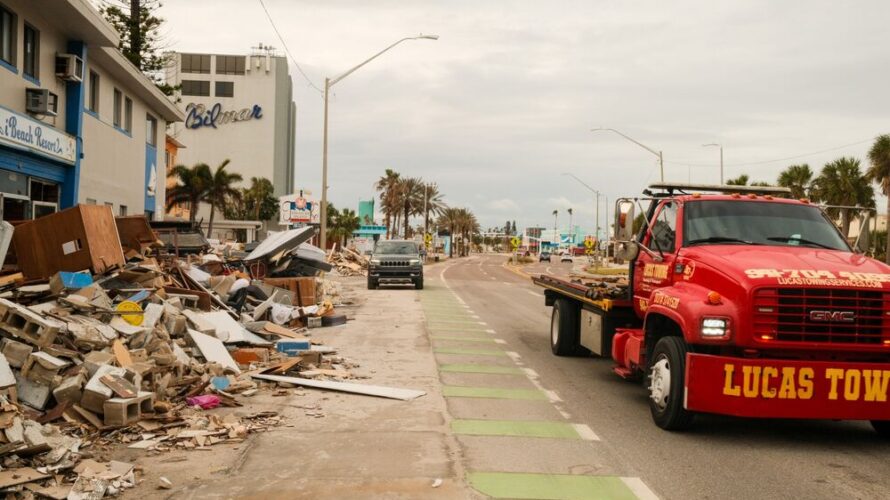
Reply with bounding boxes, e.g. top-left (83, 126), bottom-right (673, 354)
top-left (534, 183), bottom-right (890, 432)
